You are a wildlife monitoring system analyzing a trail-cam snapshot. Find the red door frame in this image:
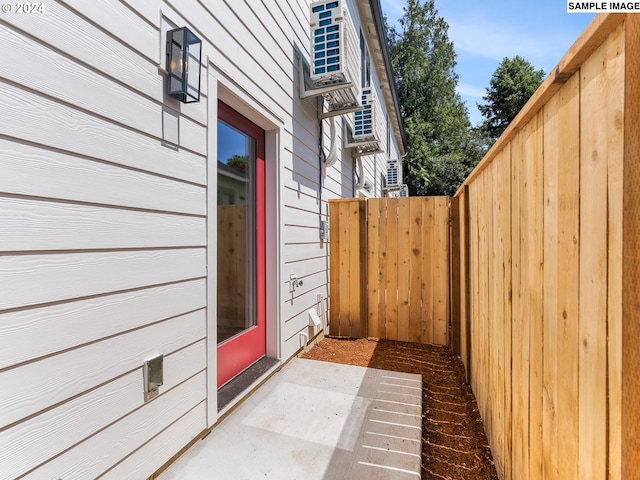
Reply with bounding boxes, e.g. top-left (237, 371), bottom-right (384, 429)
top-left (217, 101), bottom-right (266, 387)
